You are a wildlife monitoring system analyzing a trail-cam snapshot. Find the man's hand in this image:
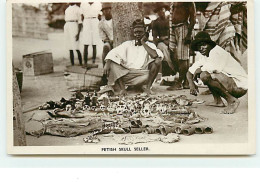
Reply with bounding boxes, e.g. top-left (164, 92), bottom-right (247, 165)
top-left (140, 34), bottom-right (148, 44)
top-left (163, 39), bottom-right (169, 46)
top-left (190, 84), bottom-right (199, 96)
top-left (193, 68), bottom-right (202, 82)
top-left (75, 34), bottom-right (80, 41)
top-left (104, 39), bottom-right (113, 46)
top-left (104, 38), bottom-right (110, 43)
top-left (109, 40), bottom-right (113, 46)
top-left (184, 34), bottom-right (192, 45)
top-left (103, 60), bottom-right (111, 76)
